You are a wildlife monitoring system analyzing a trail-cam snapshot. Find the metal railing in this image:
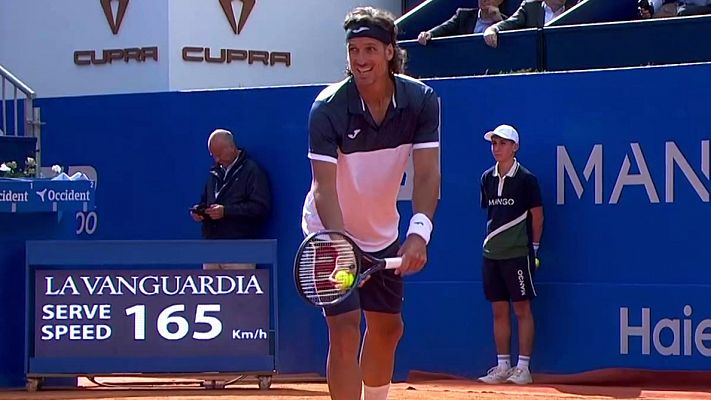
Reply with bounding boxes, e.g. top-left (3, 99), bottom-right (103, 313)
top-left (0, 64), bottom-right (42, 173)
